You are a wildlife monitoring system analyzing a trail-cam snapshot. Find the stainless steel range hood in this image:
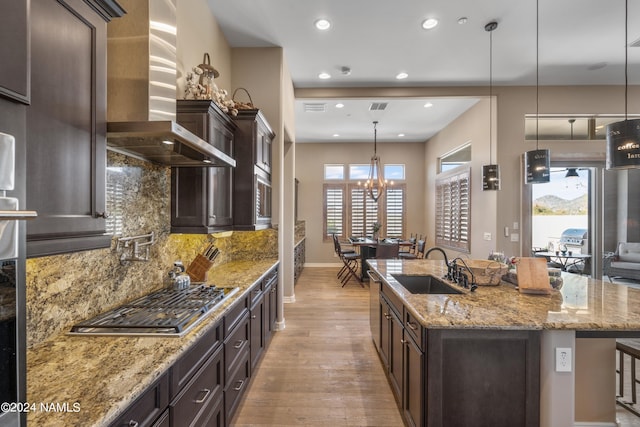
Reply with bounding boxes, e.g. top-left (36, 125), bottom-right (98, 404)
top-left (106, 0), bottom-right (234, 167)
top-left (106, 121), bottom-right (235, 167)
